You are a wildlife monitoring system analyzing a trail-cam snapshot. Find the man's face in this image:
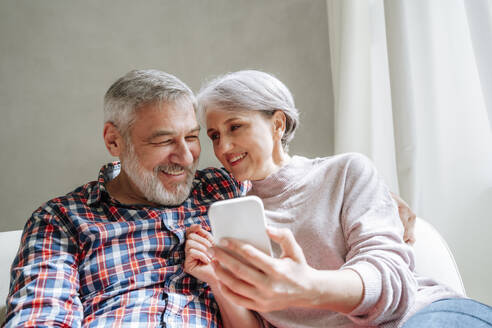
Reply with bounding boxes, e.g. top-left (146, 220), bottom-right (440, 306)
top-left (121, 99), bottom-right (201, 206)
